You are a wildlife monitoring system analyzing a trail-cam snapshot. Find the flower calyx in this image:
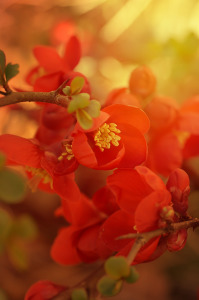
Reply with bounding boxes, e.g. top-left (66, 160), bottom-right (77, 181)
top-left (63, 76), bottom-right (101, 130)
